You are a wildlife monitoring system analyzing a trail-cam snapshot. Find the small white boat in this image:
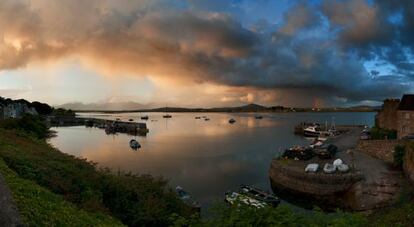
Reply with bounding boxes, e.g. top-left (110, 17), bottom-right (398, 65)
top-left (333, 159), bottom-right (343, 166)
top-left (129, 139), bottom-right (141, 150)
top-left (303, 126), bottom-right (320, 137)
top-left (305, 163), bottom-right (319, 173)
top-left (323, 163), bottom-right (336, 174)
top-left (229, 119), bottom-right (236, 124)
top-left (337, 164), bottom-right (350, 173)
